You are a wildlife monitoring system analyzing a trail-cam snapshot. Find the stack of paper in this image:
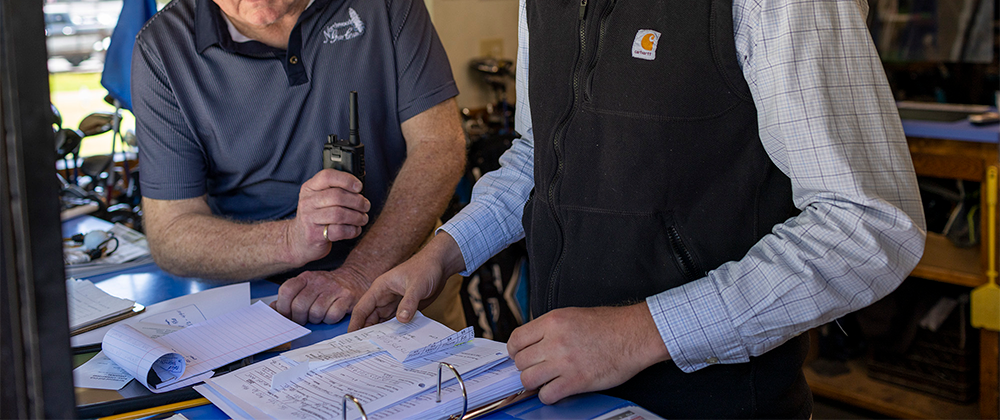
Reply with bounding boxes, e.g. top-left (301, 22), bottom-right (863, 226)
top-left (367, 359), bottom-right (523, 420)
top-left (67, 278), bottom-right (141, 333)
top-left (72, 282), bottom-right (251, 348)
top-left (195, 313), bottom-right (525, 420)
top-left (65, 223), bottom-right (155, 278)
top-left (74, 301), bottom-right (309, 393)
